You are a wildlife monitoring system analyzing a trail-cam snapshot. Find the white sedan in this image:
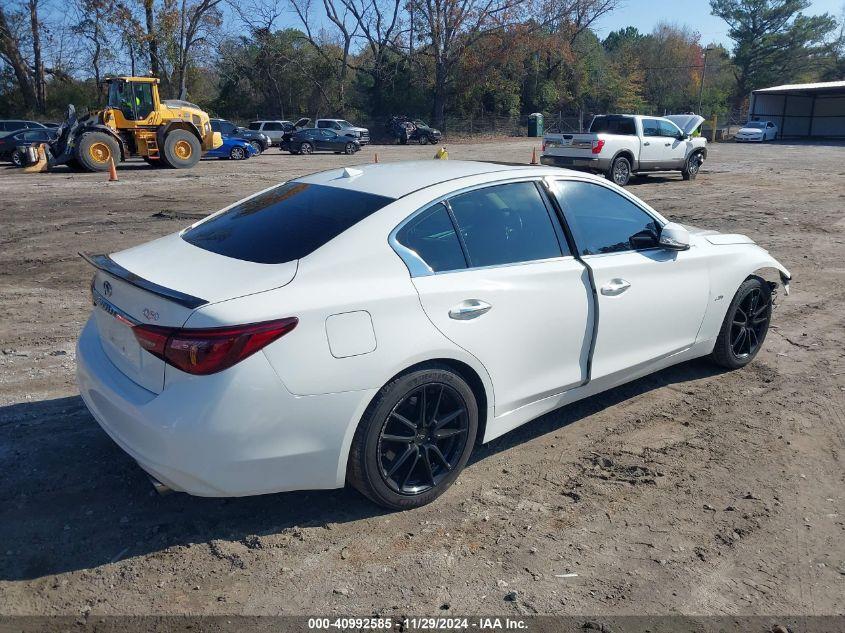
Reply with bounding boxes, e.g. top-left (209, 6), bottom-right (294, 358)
top-left (735, 120), bottom-right (778, 142)
top-left (76, 161), bottom-right (791, 509)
